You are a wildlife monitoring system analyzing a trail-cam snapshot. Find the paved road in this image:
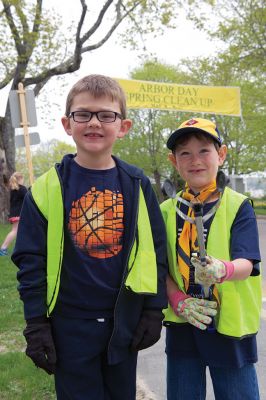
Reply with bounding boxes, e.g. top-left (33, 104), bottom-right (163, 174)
top-left (137, 218), bottom-right (266, 399)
